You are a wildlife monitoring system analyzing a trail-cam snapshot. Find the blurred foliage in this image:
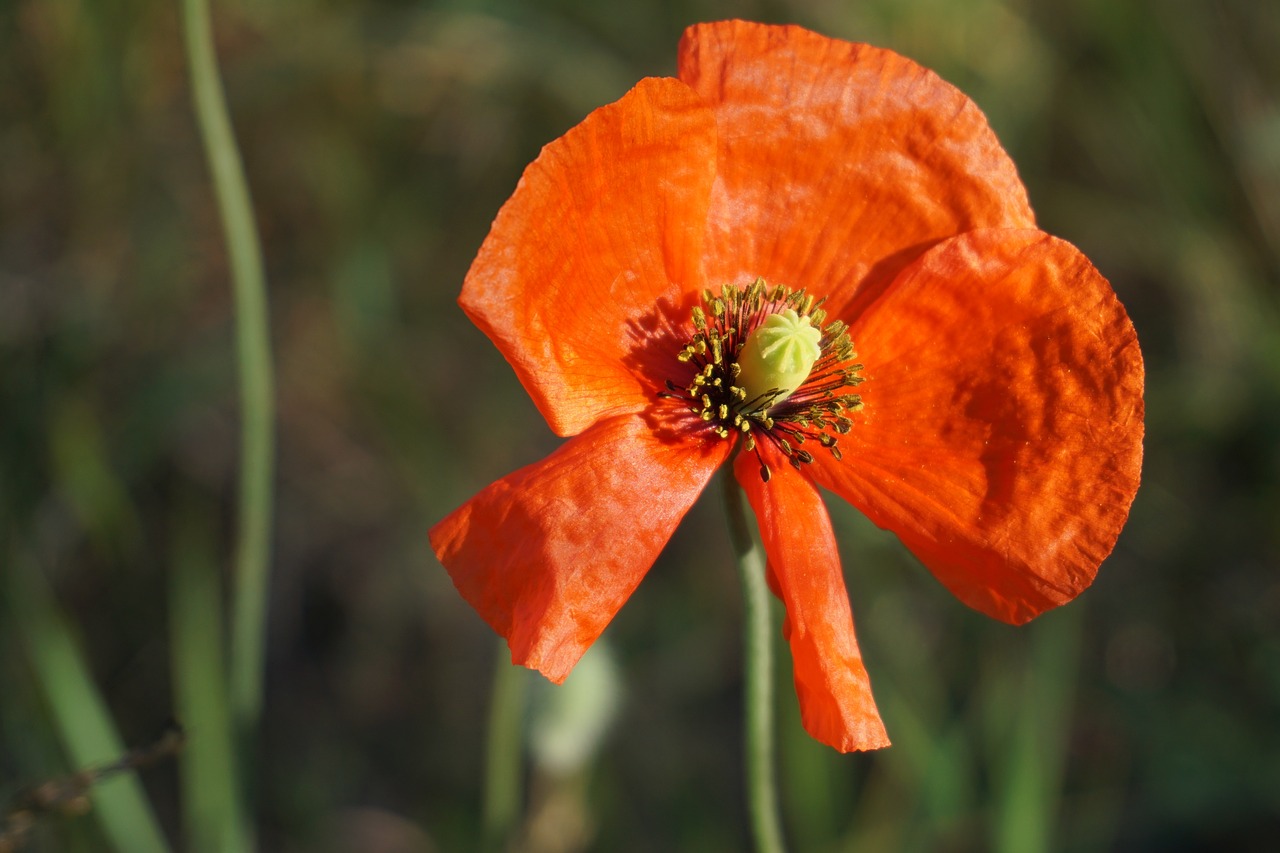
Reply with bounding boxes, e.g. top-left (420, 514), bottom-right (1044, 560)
top-left (2, 0), bottom-right (1278, 850)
